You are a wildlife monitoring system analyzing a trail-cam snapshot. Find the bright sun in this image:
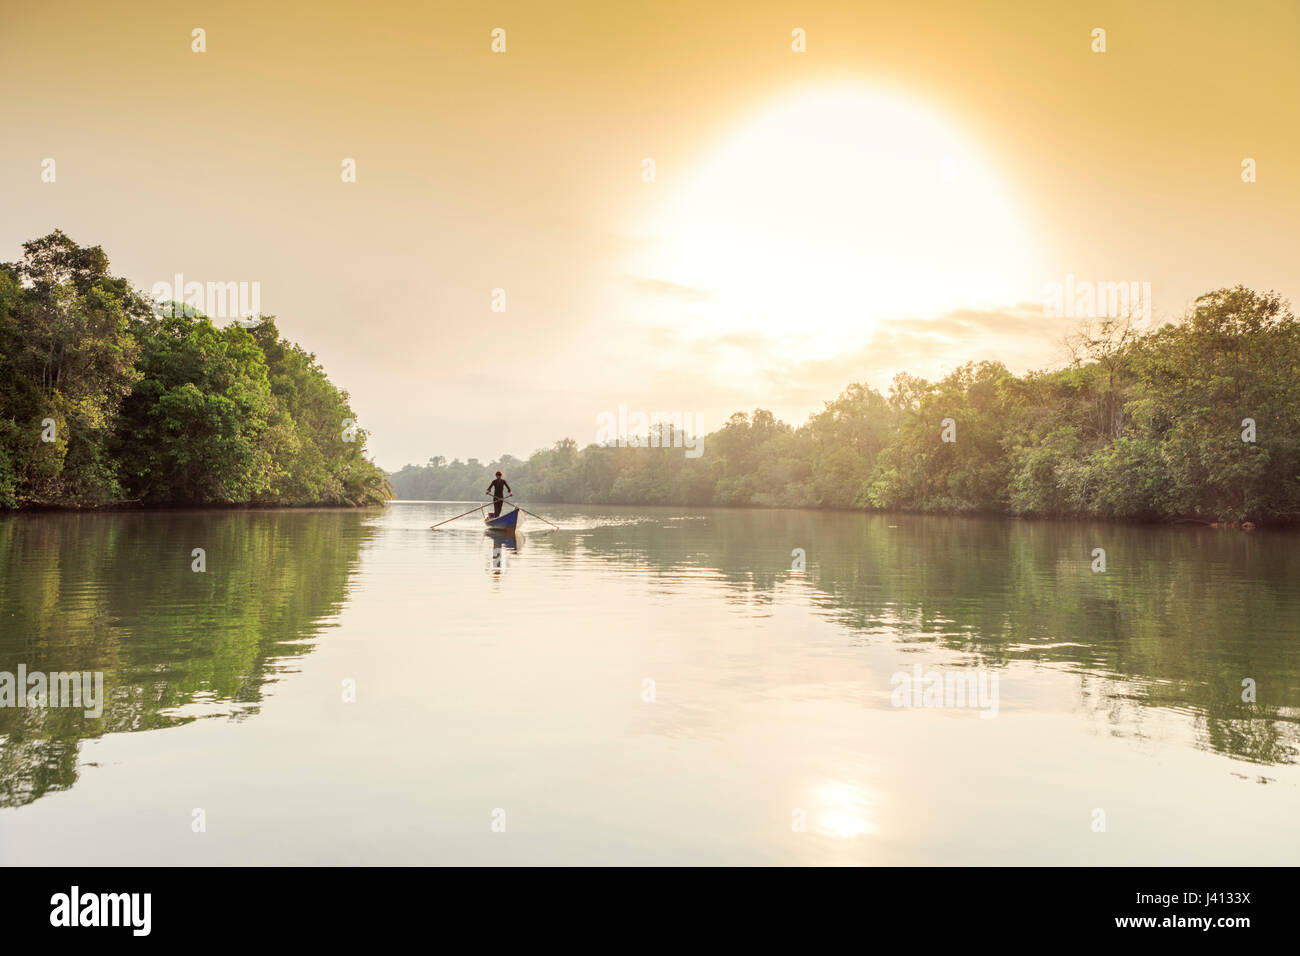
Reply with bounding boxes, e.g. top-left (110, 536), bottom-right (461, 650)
top-left (631, 85), bottom-right (1042, 359)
